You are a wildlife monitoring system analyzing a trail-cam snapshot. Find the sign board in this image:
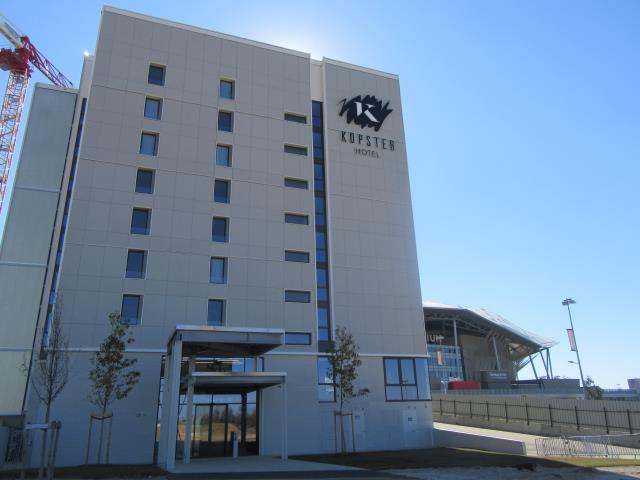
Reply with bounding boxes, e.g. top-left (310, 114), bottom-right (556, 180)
top-left (567, 328), bottom-right (577, 351)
